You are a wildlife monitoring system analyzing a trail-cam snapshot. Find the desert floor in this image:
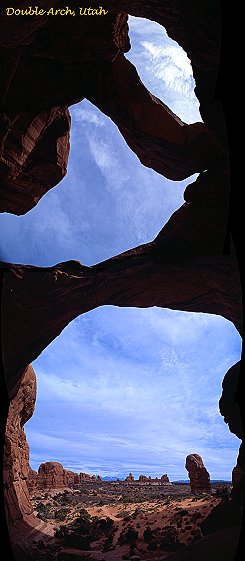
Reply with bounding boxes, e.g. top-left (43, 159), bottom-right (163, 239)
top-left (30, 482), bottom-right (230, 560)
